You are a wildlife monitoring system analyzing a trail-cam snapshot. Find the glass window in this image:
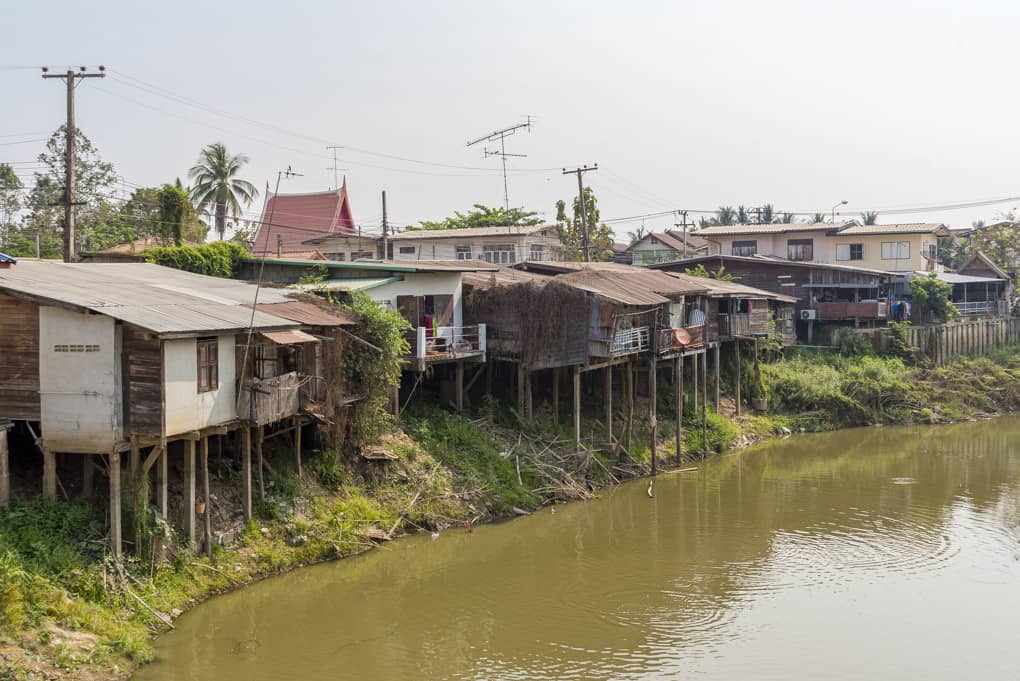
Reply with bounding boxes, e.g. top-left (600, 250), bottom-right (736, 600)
top-left (455, 245), bottom-right (473, 260)
top-left (351, 251), bottom-right (374, 260)
top-left (197, 337), bottom-right (218, 393)
top-left (731, 240), bottom-right (757, 257)
top-left (483, 244), bottom-right (516, 265)
top-left (398, 246), bottom-right (416, 255)
top-left (836, 244), bottom-right (863, 261)
top-left (787, 239), bottom-right (814, 261)
top-left (530, 244), bottom-right (544, 261)
top-left (881, 241), bottom-right (910, 260)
